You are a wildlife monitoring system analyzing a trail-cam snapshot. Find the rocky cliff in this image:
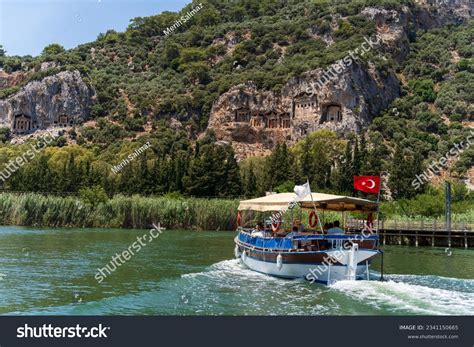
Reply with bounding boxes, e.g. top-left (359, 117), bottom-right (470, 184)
top-left (208, 61), bottom-right (399, 158)
top-left (207, 0), bottom-right (473, 159)
top-left (362, 0), bottom-right (473, 62)
top-left (0, 70), bottom-right (95, 134)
